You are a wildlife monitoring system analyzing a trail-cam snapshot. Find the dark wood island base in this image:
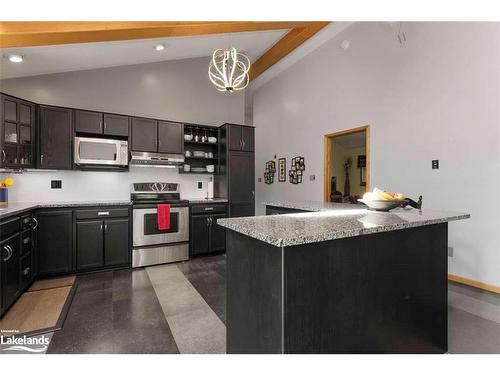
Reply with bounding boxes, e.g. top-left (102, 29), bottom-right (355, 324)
top-left (226, 223), bottom-right (448, 354)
